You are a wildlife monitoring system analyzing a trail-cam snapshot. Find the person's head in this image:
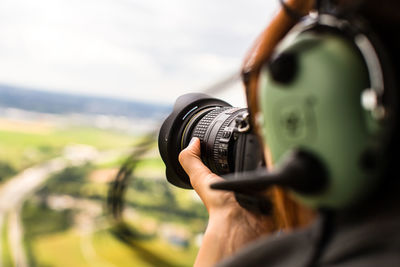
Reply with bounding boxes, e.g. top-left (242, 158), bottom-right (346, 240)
top-left (241, 0), bottom-right (400, 216)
